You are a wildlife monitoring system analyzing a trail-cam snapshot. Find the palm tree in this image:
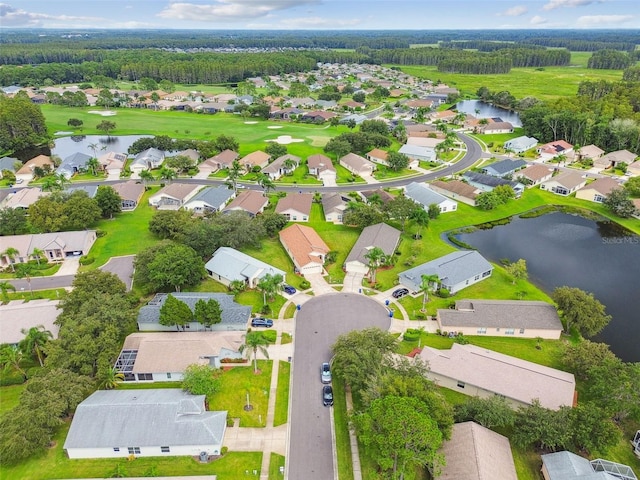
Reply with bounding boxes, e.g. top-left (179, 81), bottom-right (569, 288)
top-left (0, 344), bottom-right (26, 379)
top-left (86, 157), bottom-right (100, 176)
top-left (55, 172), bottom-right (70, 190)
top-left (3, 247), bottom-right (19, 272)
top-left (282, 157), bottom-right (297, 175)
top-left (158, 167), bottom-right (177, 183)
top-left (139, 169), bottom-right (154, 187)
top-left (364, 246), bottom-right (385, 285)
top-left (239, 331), bottom-right (270, 374)
top-left (88, 142), bottom-right (99, 159)
top-left (0, 280), bottom-right (16, 301)
top-left (40, 176), bottom-right (60, 192)
top-left (19, 325), bottom-right (53, 367)
top-left (256, 173), bottom-right (276, 195)
top-left (99, 366), bottom-right (125, 390)
top-left (225, 160), bottom-right (243, 195)
top-left (410, 208), bottom-right (429, 239)
top-left (420, 274), bottom-right (440, 312)
top-left (229, 279), bottom-right (246, 295)
top-left (30, 248), bottom-right (45, 266)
